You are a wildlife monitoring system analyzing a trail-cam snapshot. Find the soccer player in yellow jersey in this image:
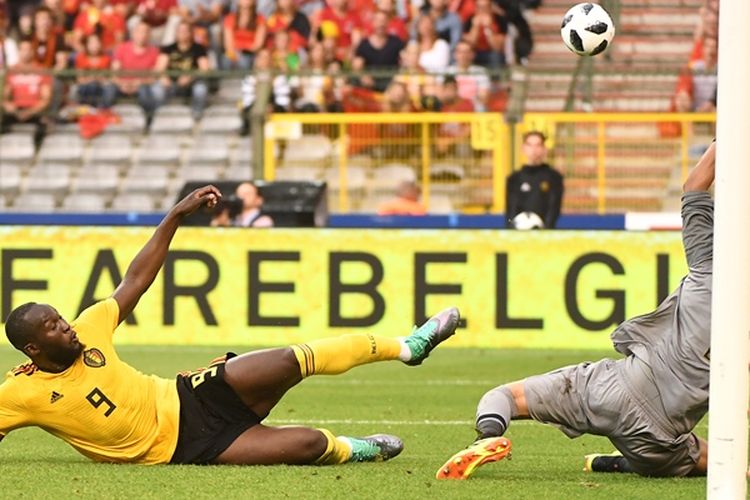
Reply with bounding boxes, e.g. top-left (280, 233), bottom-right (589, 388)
top-left (0, 185), bottom-right (461, 466)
